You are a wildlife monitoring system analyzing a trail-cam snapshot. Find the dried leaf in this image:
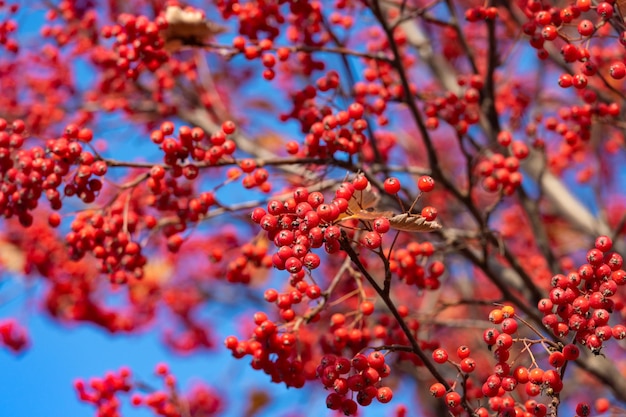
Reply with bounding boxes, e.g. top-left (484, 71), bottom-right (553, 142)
top-left (349, 210), bottom-right (394, 221)
top-left (617, 0), bottom-right (626, 16)
top-left (344, 210), bottom-right (441, 233)
top-left (162, 6), bottom-right (226, 52)
top-left (387, 212), bottom-right (442, 232)
top-left (0, 240), bottom-right (26, 273)
top-left (348, 183), bottom-right (380, 213)
top-left (244, 390), bottom-right (271, 417)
